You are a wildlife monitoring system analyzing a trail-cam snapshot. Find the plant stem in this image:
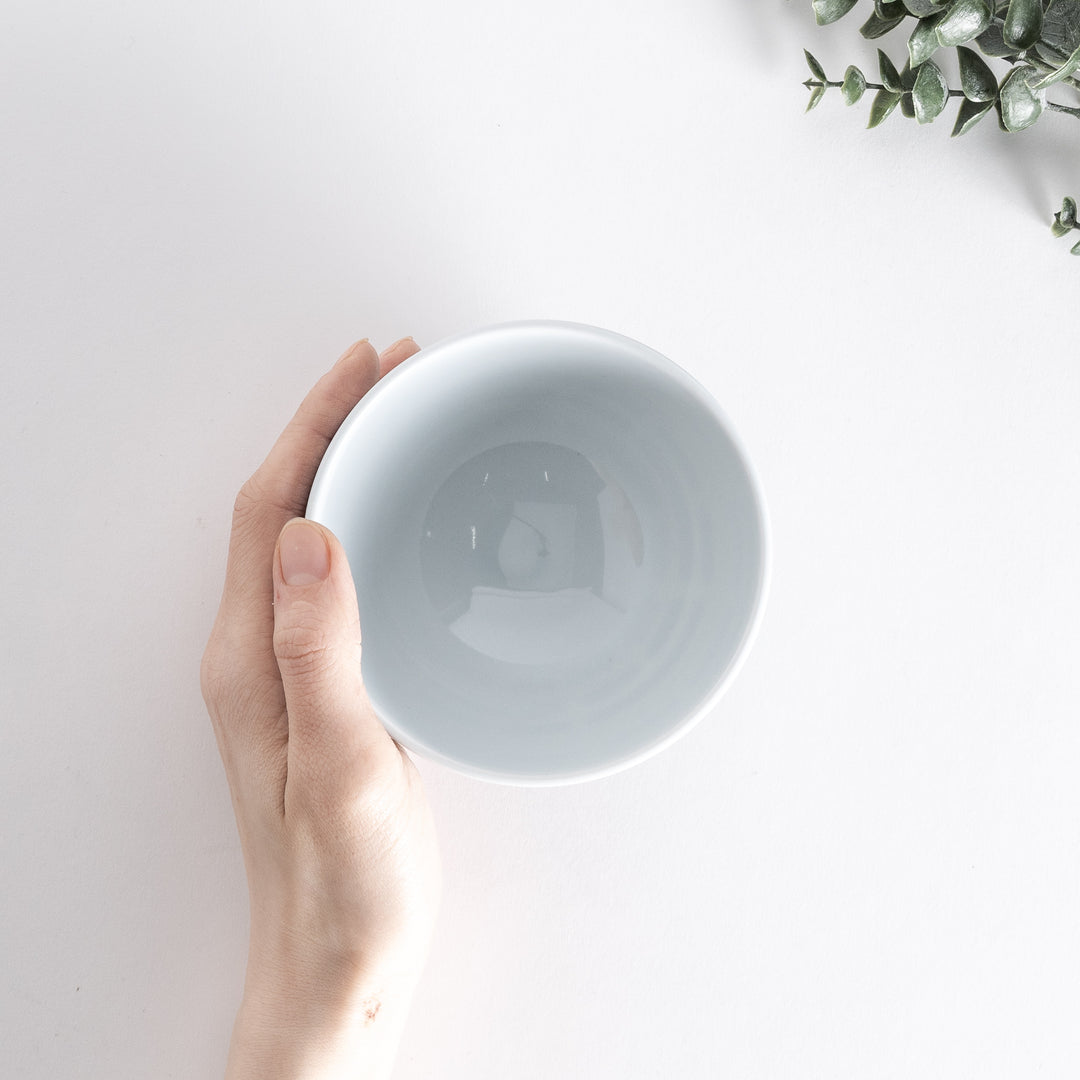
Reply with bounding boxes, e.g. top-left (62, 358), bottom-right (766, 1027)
top-left (805, 79), bottom-right (1080, 120)
top-left (804, 79), bottom-right (886, 91)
